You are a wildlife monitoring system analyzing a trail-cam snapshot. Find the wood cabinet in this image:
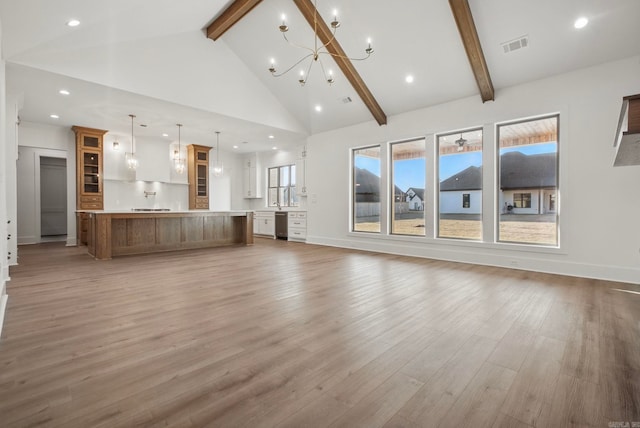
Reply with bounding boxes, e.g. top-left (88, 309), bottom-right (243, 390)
top-left (73, 126), bottom-right (107, 246)
top-left (188, 145), bottom-right (210, 210)
top-left (243, 153), bottom-right (262, 199)
top-left (288, 211), bottom-right (307, 241)
top-left (73, 126), bottom-right (107, 210)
